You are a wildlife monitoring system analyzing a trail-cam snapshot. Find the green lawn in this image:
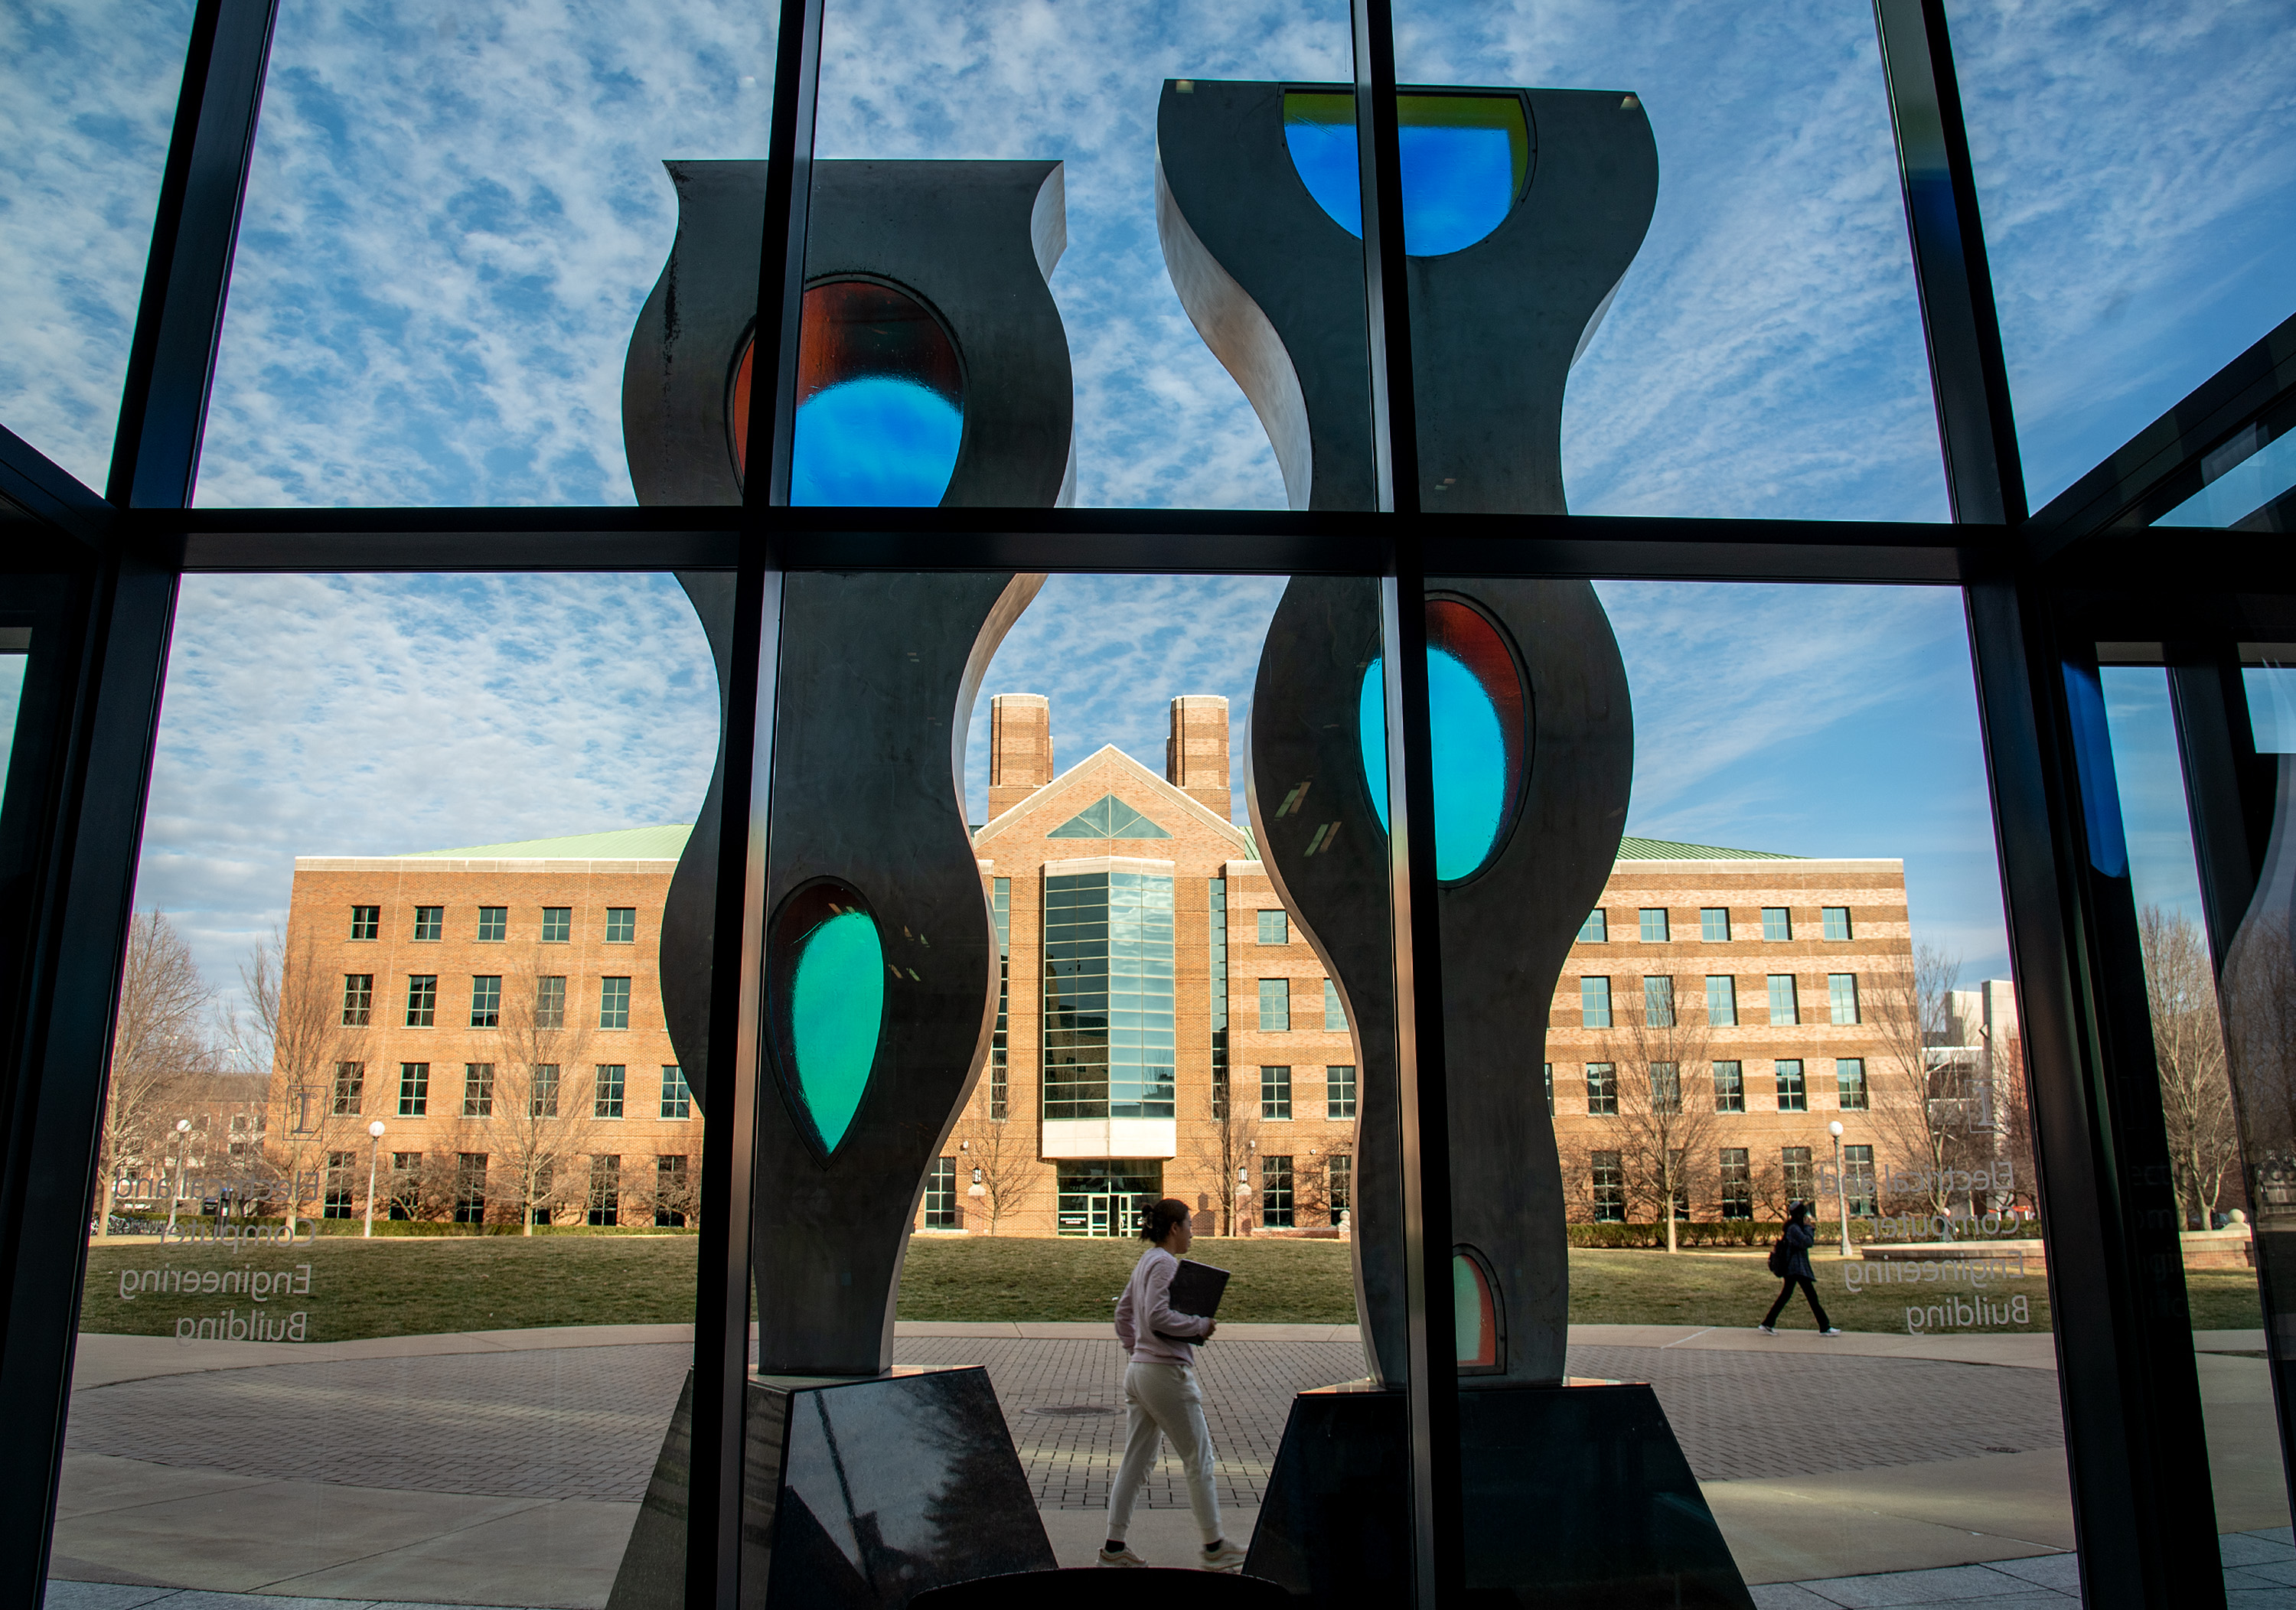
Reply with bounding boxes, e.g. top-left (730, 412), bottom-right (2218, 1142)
top-left (79, 1233), bottom-right (2264, 1344)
